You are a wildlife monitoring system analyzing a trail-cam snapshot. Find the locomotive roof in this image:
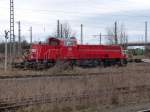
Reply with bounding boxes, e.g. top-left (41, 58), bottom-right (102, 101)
top-left (48, 37), bottom-right (76, 41)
